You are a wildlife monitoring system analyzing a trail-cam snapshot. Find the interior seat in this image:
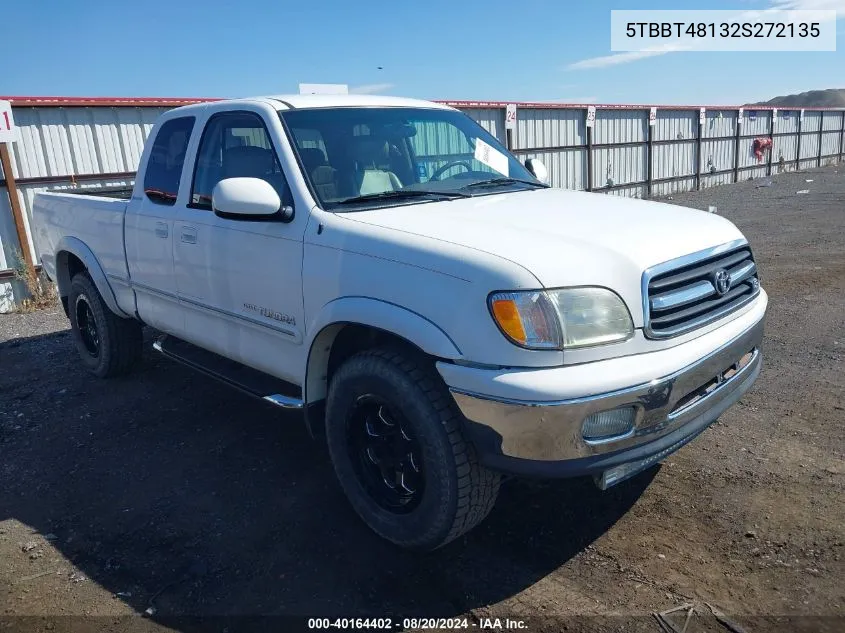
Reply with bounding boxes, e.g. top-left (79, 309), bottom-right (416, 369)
top-left (299, 147), bottom-right (339, 201)
top-left (352, 139), bottom-right (403, 195)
